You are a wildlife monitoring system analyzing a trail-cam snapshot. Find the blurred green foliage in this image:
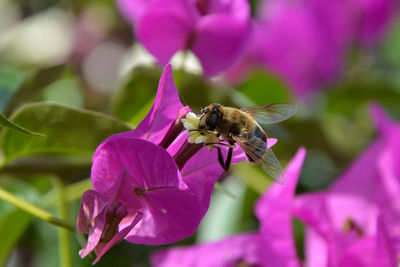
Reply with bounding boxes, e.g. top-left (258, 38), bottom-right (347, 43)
top-left (1, 102), bottom-right (131, 164)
